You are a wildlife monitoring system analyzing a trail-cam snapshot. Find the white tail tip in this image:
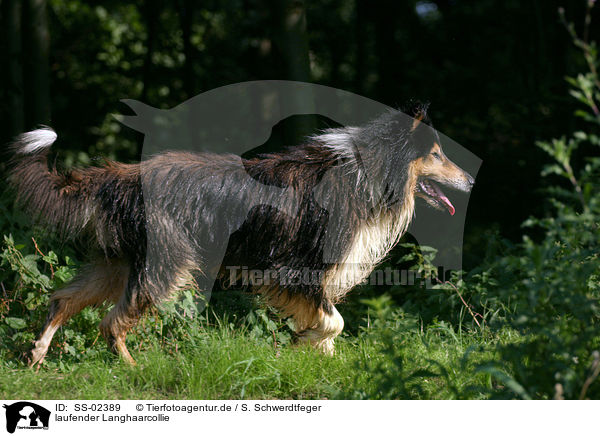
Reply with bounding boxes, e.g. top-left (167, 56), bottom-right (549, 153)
top-left (17, 127), bottom-right (57, 154)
